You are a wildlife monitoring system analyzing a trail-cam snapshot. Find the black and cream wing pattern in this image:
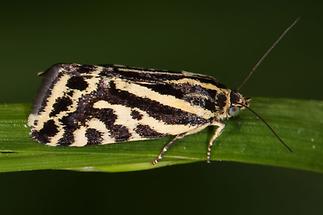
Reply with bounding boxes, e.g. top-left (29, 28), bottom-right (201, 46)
top-left (28, 64), bottom-right (229, 147)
